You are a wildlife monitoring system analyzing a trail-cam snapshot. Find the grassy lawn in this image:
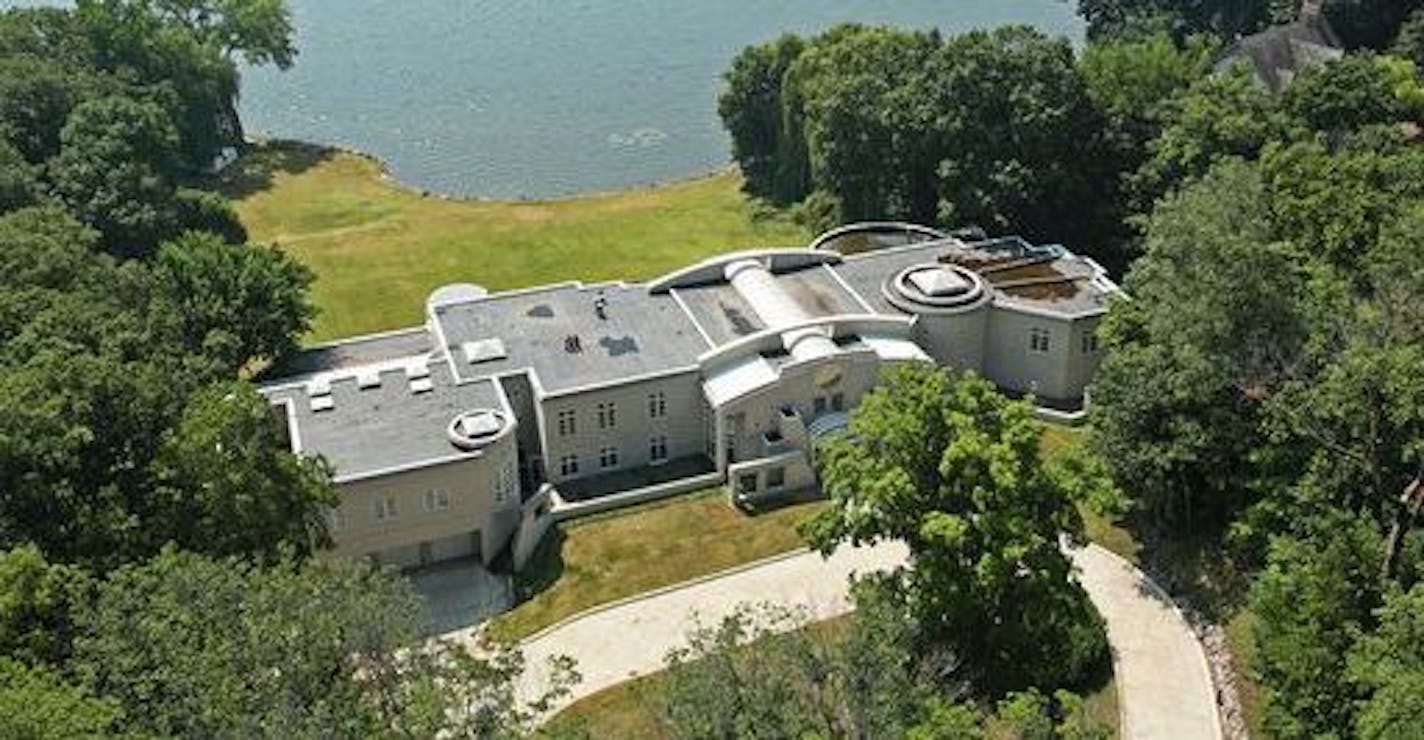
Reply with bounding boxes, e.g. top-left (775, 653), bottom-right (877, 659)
top-left (220, 141), bottom-right (810, 342)
top-left (486, 488), bottom-right (828, 642)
